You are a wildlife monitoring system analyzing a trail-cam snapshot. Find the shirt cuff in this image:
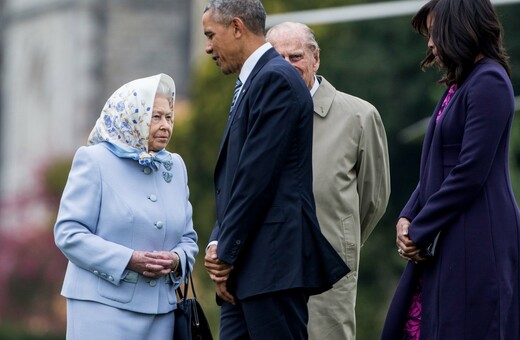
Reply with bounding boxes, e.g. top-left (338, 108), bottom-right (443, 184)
top-left (206, 241), bottom-right (218, 253)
